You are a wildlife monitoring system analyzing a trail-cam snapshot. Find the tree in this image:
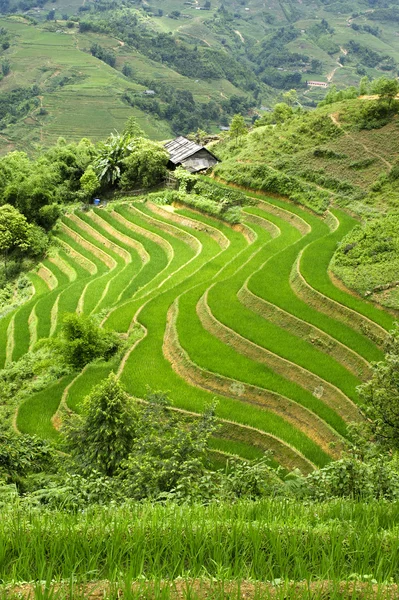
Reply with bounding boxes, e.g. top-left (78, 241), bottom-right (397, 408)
top-left (1, 59), bottom-right (10, 77)
top-left (120, 393), bottom-right (218, 499)
top-left (80, 165), bottom-right (100, 201)
top-left (60, 313), bottom-right (121, 369)
top-left (0, 204), bottom-right (32, 272)
top-left (123, 116), bottom-right (144, 139)
top-left (282, 89), bottom-right (298, 106)
top-left (371, 77), bottom-right (399, 106)
top-left (359, 75), bottom-right (370, 96)
top-left (122, 63), bottom-right (133, 78)
top-left (229, 113), bottom-right (247, 145)
top-left (94, 132), bottom-right (133, 186)
top-left (358, 325), bottom-right (399, 451)
top-left (273, 102), bottom-right (293, 123)
top-left (120, 138), bottom-right (168, 190)
top-left (62, 374), bottom-right (138, 476)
